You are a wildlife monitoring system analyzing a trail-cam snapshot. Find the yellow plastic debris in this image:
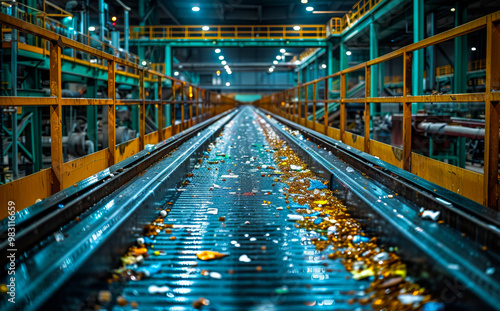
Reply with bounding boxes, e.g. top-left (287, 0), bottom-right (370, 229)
top-left (314, 200), bottom-right (328, 205)
top-left (197, 251), bottom-right (228, 261)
